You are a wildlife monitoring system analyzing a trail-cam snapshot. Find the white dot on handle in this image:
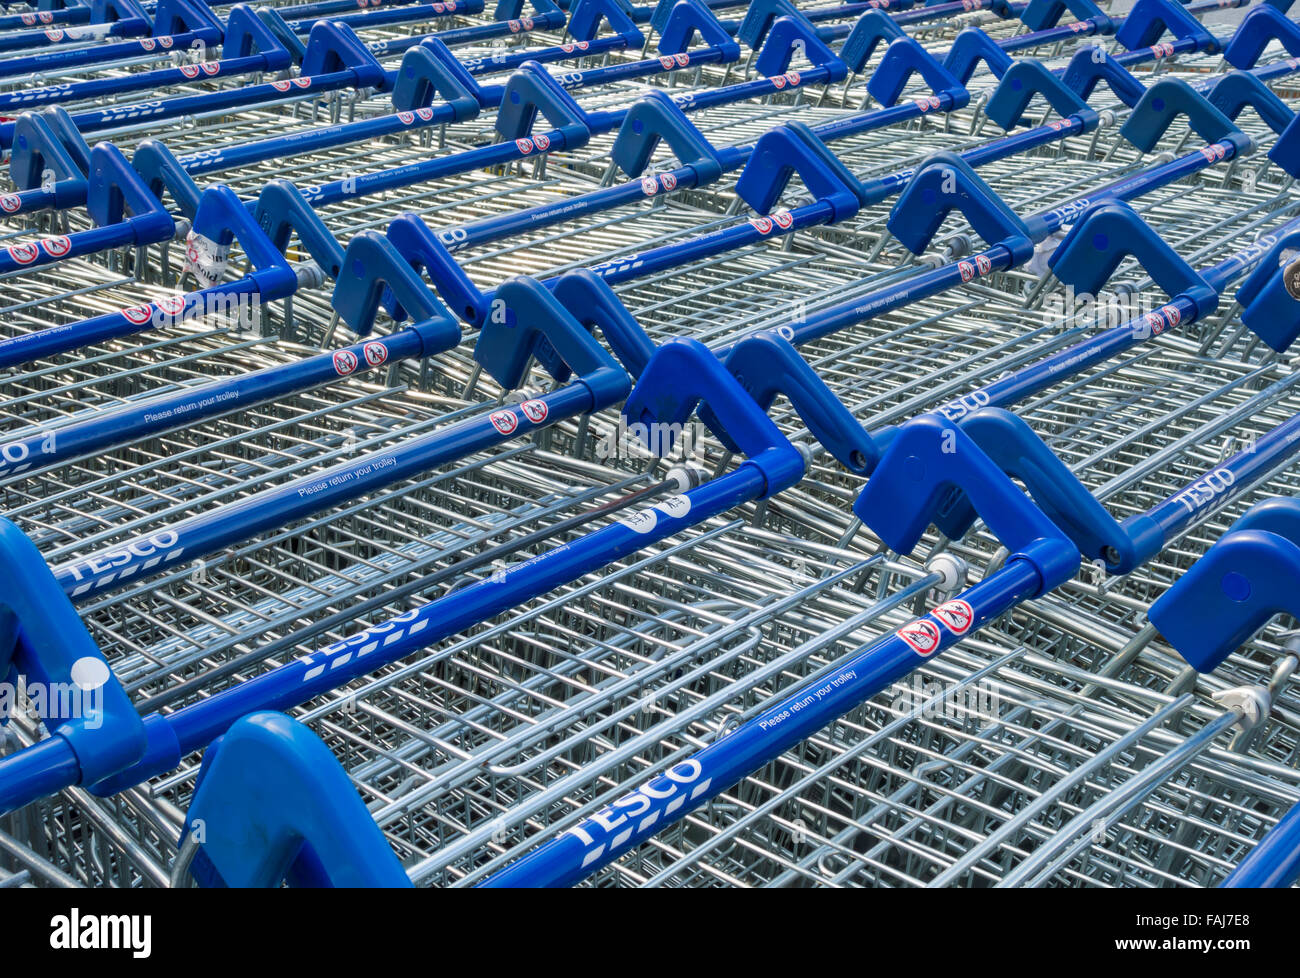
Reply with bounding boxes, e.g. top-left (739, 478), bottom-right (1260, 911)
top-left (70, 657), bottom-right (110, 691)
